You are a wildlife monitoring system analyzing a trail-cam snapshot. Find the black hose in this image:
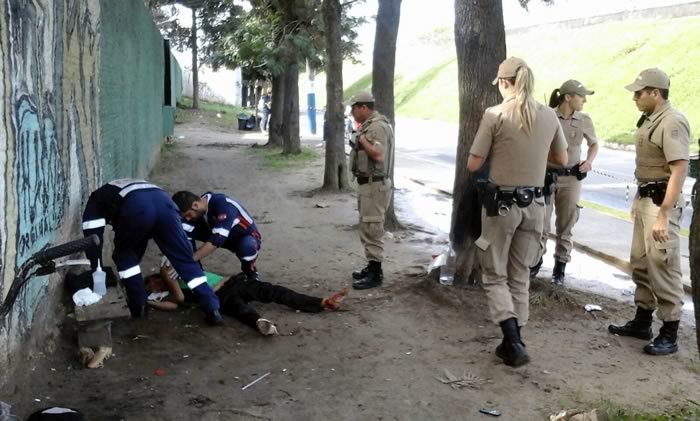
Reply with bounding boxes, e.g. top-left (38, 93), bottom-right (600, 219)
top-left (0, 235), bottom-right (101, 320)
